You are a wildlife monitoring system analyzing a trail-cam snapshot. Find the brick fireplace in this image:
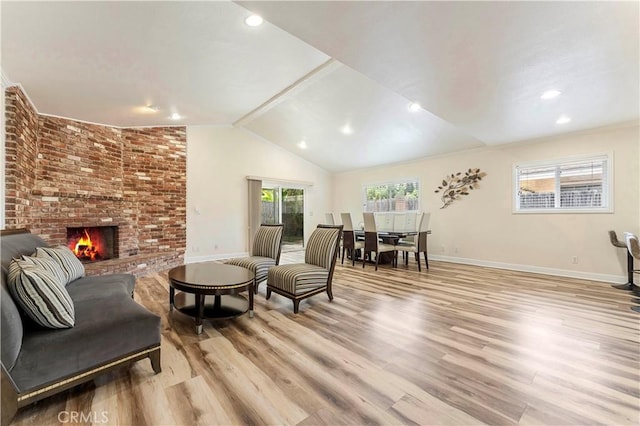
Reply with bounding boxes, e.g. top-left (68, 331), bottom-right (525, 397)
top-left (67, 226), bottom-right (118, 262)
top-left (4, 86), bottom-right (186, 276)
